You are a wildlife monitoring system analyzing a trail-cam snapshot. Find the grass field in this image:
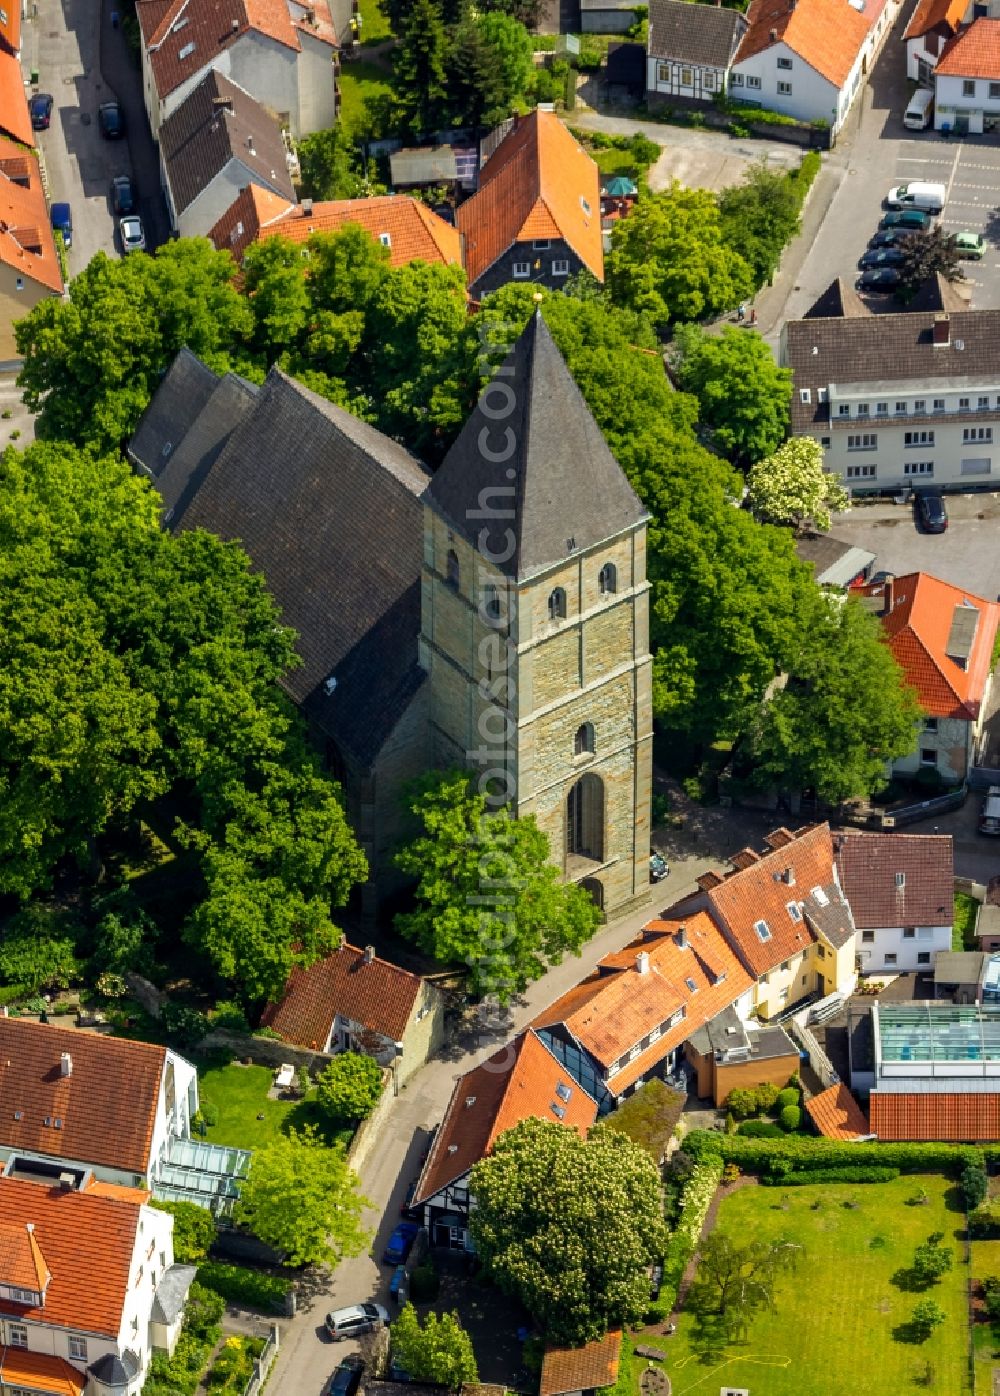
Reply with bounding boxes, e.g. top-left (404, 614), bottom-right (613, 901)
top-left (971, 1241), bottom-right (1000, 1396)
top-left (357, 0), bottom-right (391, 45)
top-left (664, 1175), bottom-right (970, 1396)
top-left (197, 1061), bottom-right (351, 1152)
top-left (339, 58), bottom-right (394, 135)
